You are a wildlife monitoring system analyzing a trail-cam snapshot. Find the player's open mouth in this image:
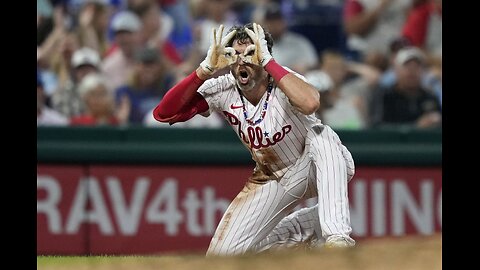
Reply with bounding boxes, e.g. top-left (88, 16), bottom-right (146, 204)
top-left (239, 70), bottom-right (250, 85)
